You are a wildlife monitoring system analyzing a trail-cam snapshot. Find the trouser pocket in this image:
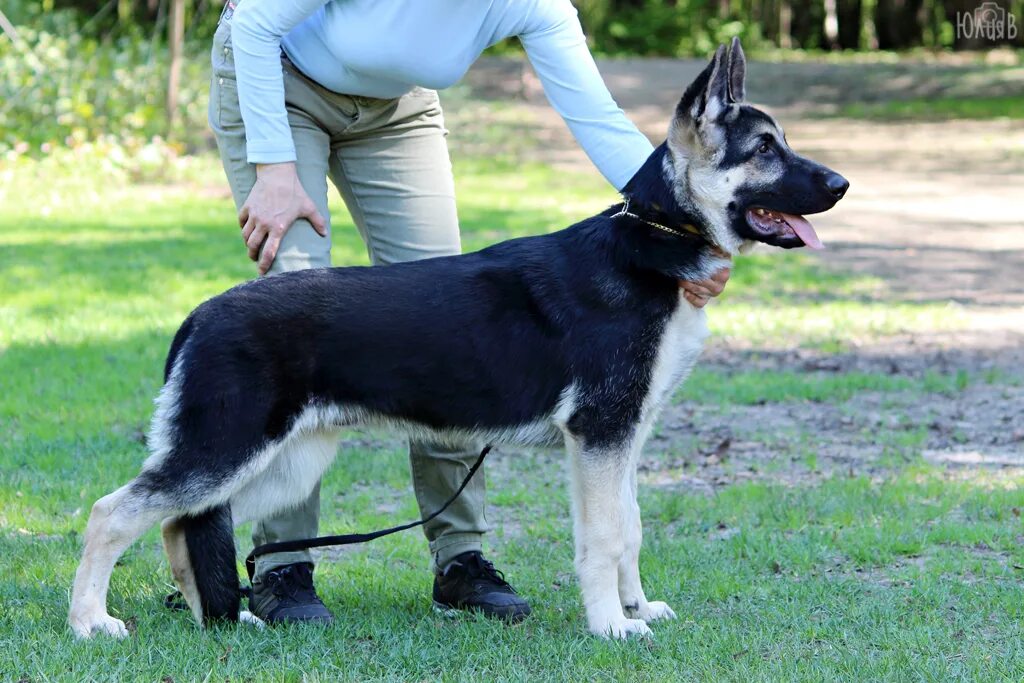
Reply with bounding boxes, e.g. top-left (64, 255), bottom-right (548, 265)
top-left (210, 75), bottom-right (245, 133)
top-left (209, 16), bottom-right (241, 131)
top-left (211, 16), bottom-right (235, 79)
